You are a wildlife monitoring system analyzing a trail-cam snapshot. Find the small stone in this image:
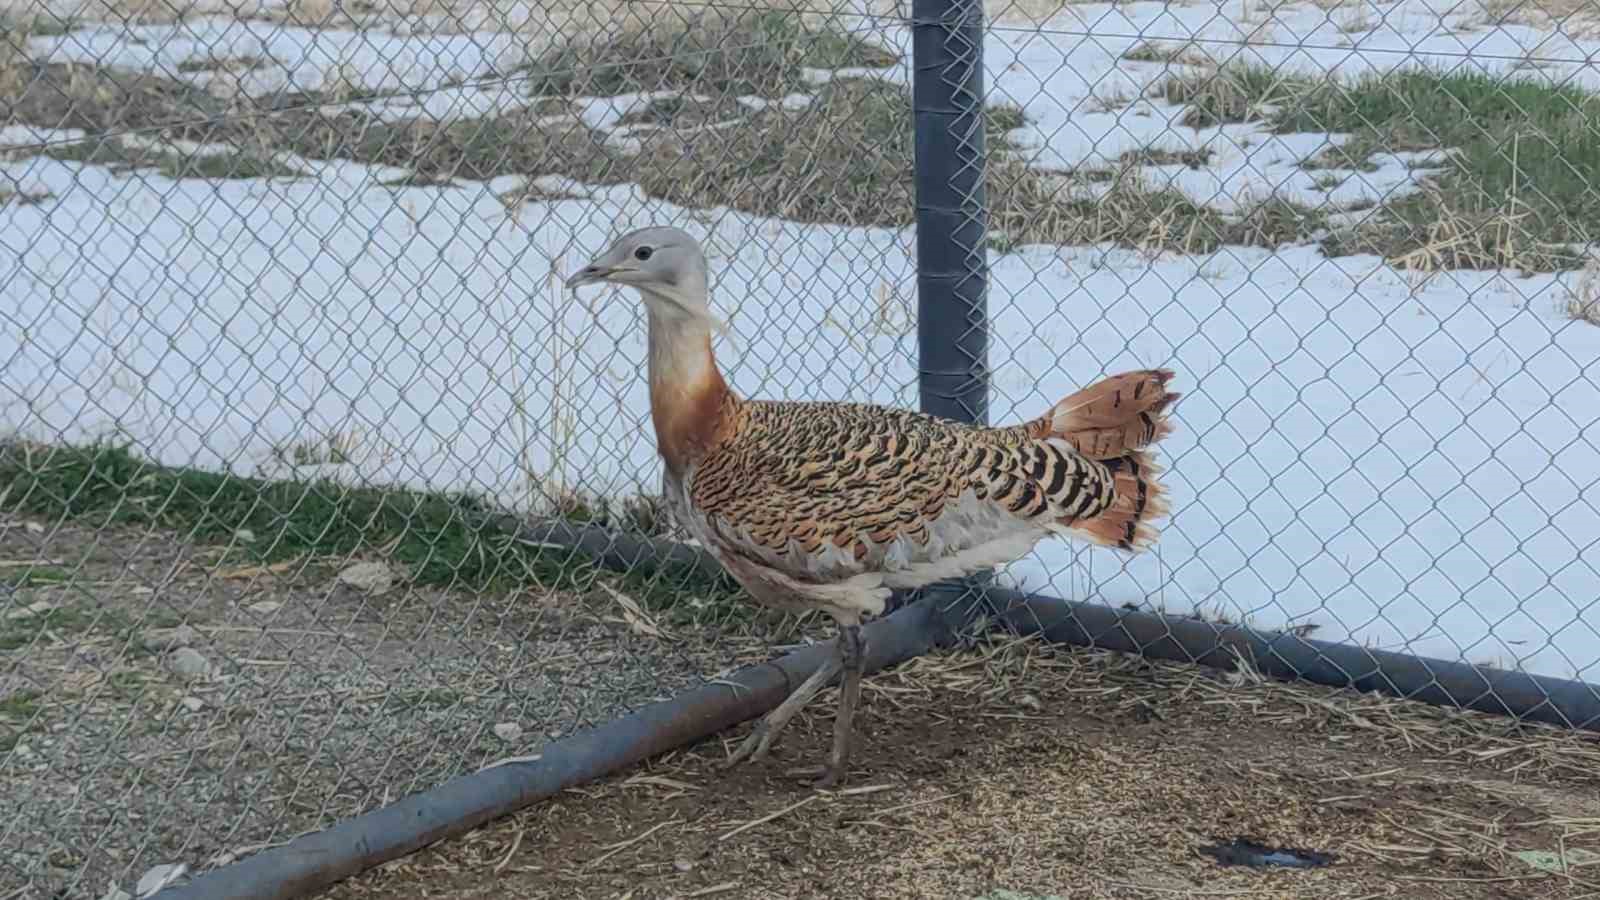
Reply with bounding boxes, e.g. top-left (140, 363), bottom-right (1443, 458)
top-left (135, 863), bottom-right (188, 897)
top-left (145, 624), bottom-right (195, 650)
top-left (234, 528), bottom-right (255, 543)
top-left (492, 722), bottom-right (522, 742)
top-left (166, 647), bottom-right (214, 681)
top-left (4, 599), bottom-right (53, 620)
top-left (337, 561), bottom-right (395, 596)
top-left (246, 601), bottom-right (282, 615)
top-left (99, 883), bottom-right (132, 900)
top-left (180, 696), bottom-right (204, 713)
top-left (1015, 693), bottom-right (1043, 711)
top-left (673, 858), bottom-right (694, 873)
